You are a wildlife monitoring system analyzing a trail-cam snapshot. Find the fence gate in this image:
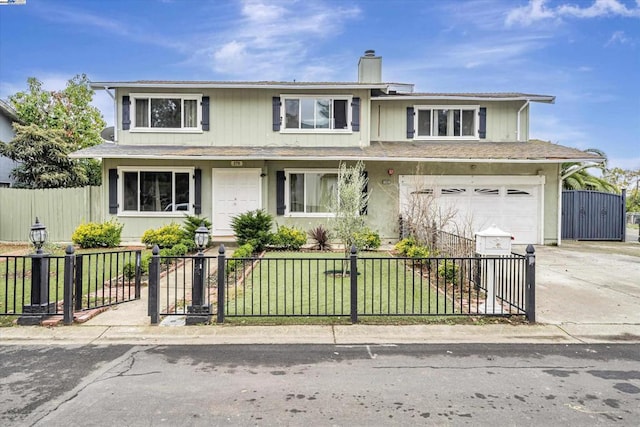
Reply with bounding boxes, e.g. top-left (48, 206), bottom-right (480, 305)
top-left (562, 190), bottom-right (626, 241)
